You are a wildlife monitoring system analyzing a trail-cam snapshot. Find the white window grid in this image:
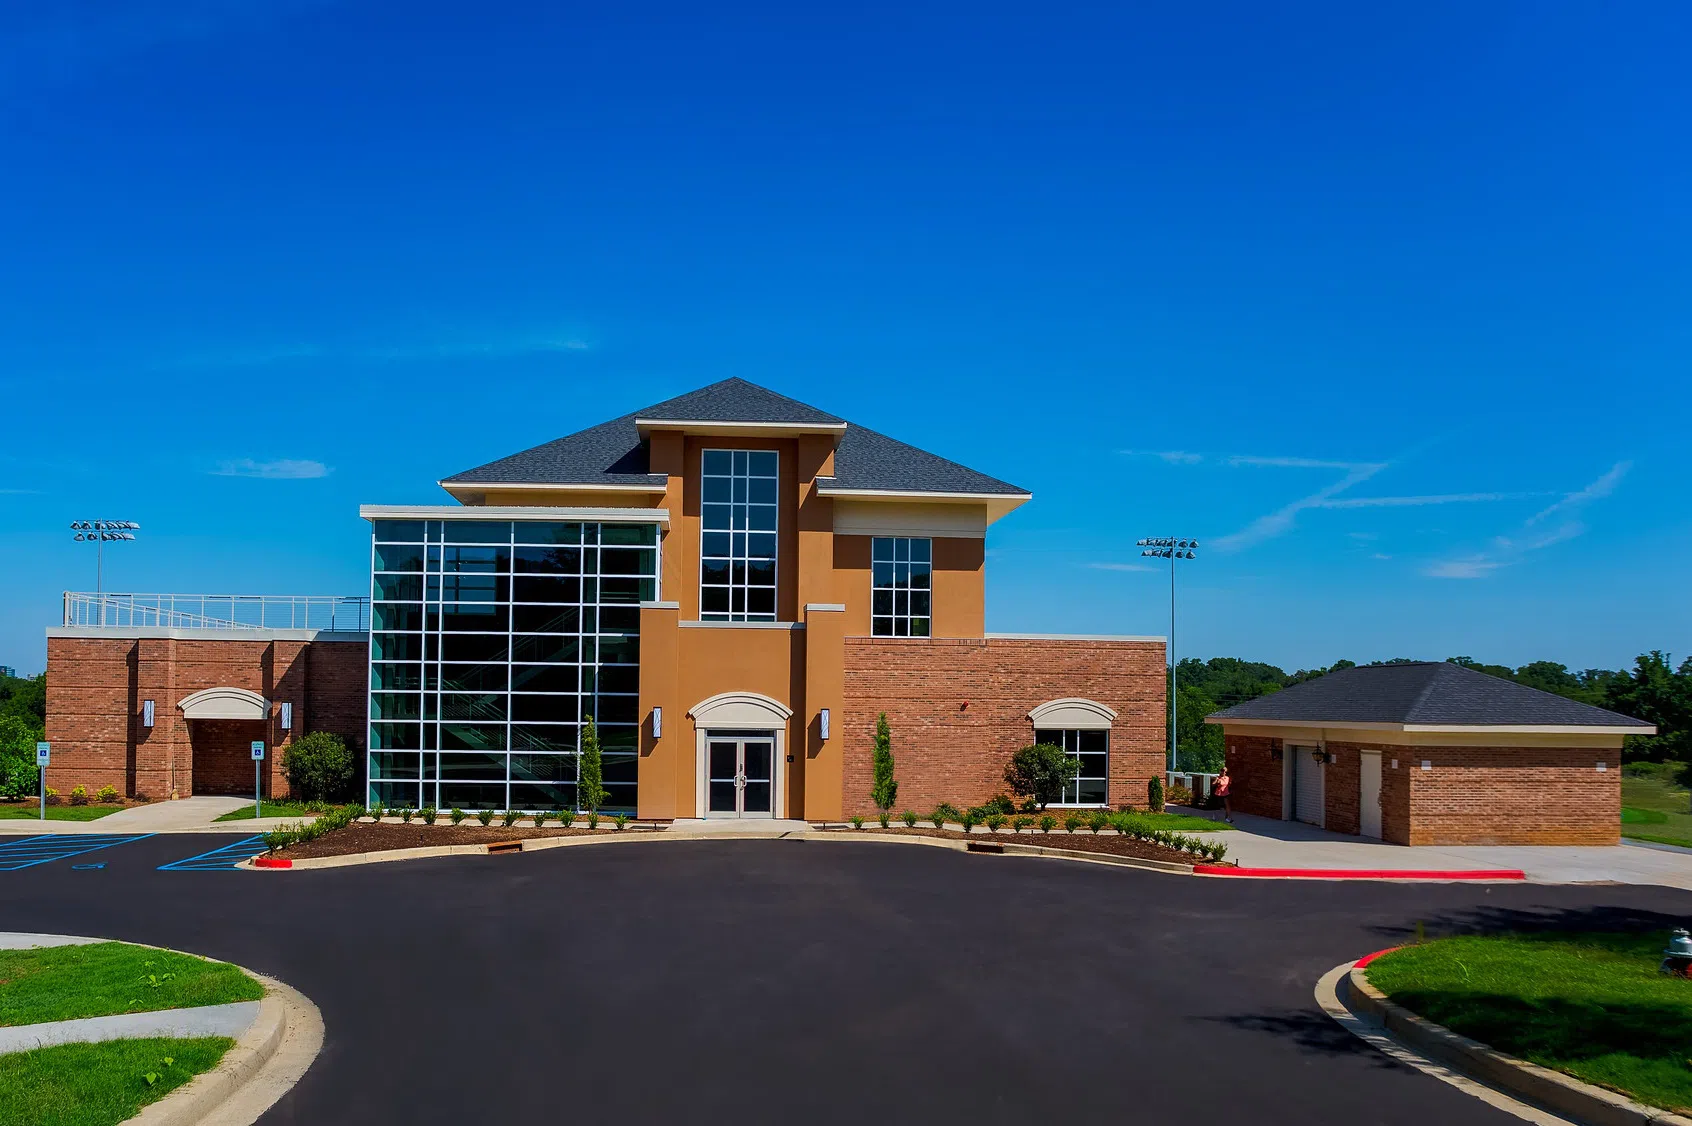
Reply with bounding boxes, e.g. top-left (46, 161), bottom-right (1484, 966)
top-left (1034, 728), bottom-right (1109, 807)
top-left (699, 449), bottom-right (779, 622)
top-left (366, 519), bottom-right (655, 812)
top-left (871, 536), bottom-right (932, 637)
